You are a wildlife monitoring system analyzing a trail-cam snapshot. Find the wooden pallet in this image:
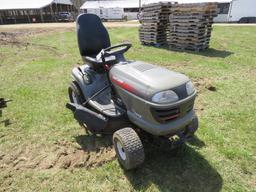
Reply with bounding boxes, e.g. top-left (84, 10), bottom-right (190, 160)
top-left (141, 41), bottom-right (166, 47)
top-left (169, 18), bottom-right (213, 23)
top-left (168, 33), bottom-right (211, 38)
top-left (168, 41), bottom-right (209, 45)
top-left (143, 5), bottom-right (172, 10)
top-left (143, 7), bottom-right (172, 13)
top-left (140, 35), bottom-right (166, 38)
top-left (140, 27), bottom-right (167, 31)
top-left (171, 3), bottom-right (217, 12)
top-left (140, 22), bottom-right (166, 26)
top-left (167, 35), bottom-right (211, 40)
top-left (142, 19), bottom-right (168, 24)
top-left (168, 28), bottom-right (212, 33)
top-left (142, 2), bottom-right (173, 14)
top-left (139, 31), bottom-right (166, 36)
top-left (167, 41), bottom-right (210, 46)
top-left (141, 16), bottom-right (169, 21)
top-left (141, 26), bottom-right (168, 30)
top-left (139, 28), bottom-right (167, 33)
top-left (143, 2), bottom-right (173, 7)
top-left (142, 12), bottom-right (170, 17)
top-left (140, 36), bottom-right (167, 40)
top-left (169, 24), bottom-right (212, 29)
top-left (172, 2), bottom-right (217, 8)
top-left (169, 14), bottom-right (214, 19)
top-left (140, 40), bottom-right (167, 45)
top-left (169, 28), bottom-right (212, 33)
top-left (171, 8), bottom-right (217, 13)
top-left (141, 15), bottom-right (169, 20)
top-left (169, 22), bottom-right (213, 27)
top-left (139, 2), bottom-right (216, 51)
top-left (168, 41), bottom-right (210, 46)
top-left (140, 36), bottom-right (166, 40)
top-left (140, 28), bottom-right (166, 32)
top-left (171, 12), bottom-right (217, 17)
top-left (168, 41), bottom-right (210, 47)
